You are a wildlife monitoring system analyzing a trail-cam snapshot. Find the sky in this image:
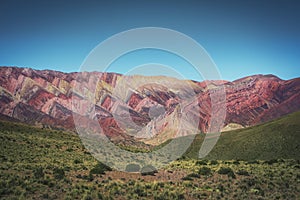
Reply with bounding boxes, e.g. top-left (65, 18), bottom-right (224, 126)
top-left (0, 0), bottom-right (299, 81)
